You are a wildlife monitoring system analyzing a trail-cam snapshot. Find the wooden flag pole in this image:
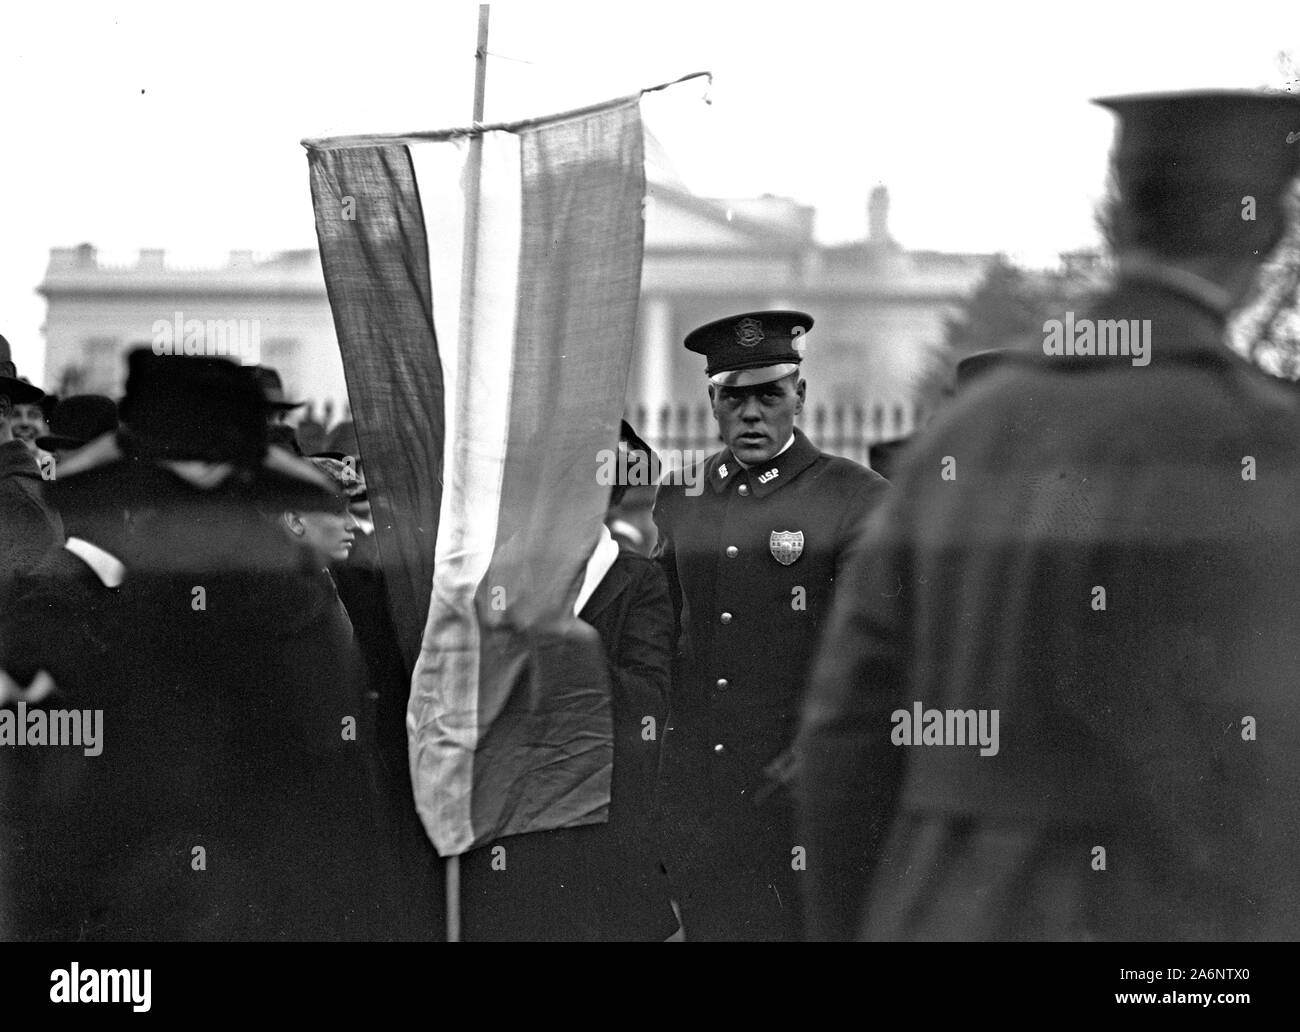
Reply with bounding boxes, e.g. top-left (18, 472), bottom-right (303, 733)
top-left (446, 1), bottom-right (490, 945)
